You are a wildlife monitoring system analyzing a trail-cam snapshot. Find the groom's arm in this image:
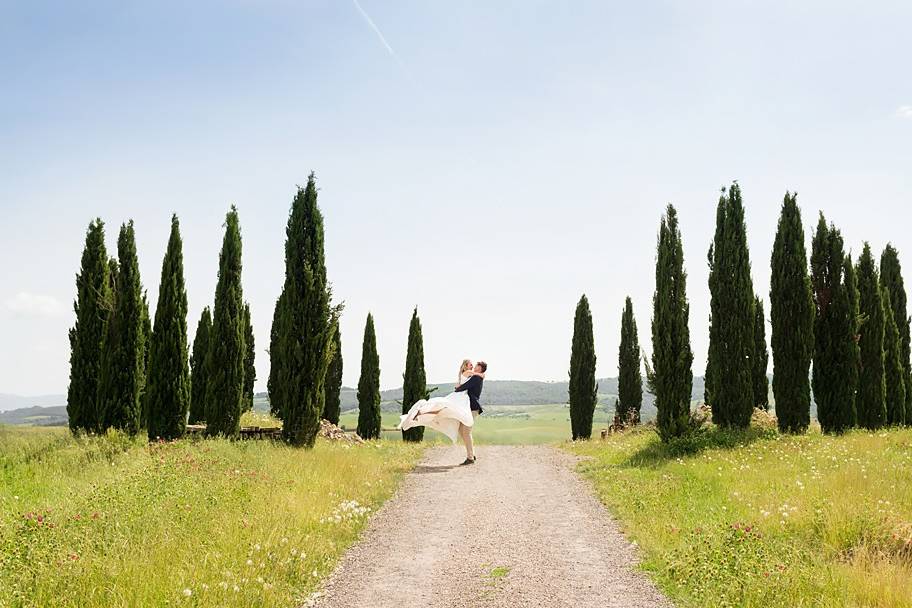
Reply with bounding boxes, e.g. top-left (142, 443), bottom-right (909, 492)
top-left (455, 375), bottom-right (480, 393)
